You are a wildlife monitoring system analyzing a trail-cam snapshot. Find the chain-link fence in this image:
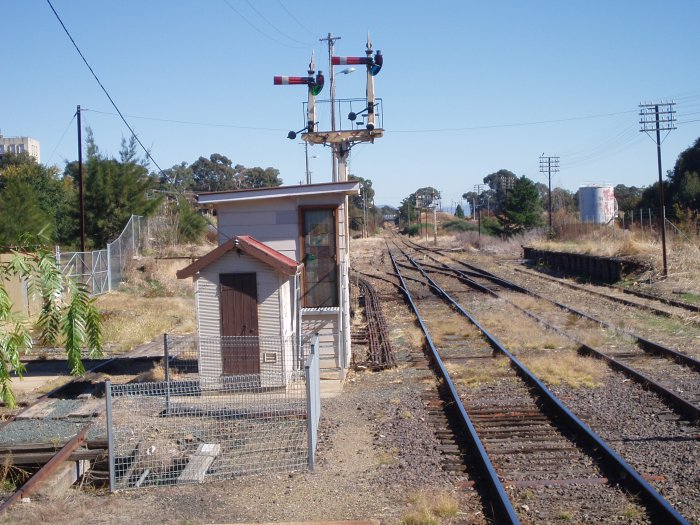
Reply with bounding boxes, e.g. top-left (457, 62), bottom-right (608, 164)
top-left (56, 215), bottom-right (145, 296)
top-left (105, 334), bottom-right (321, 491)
